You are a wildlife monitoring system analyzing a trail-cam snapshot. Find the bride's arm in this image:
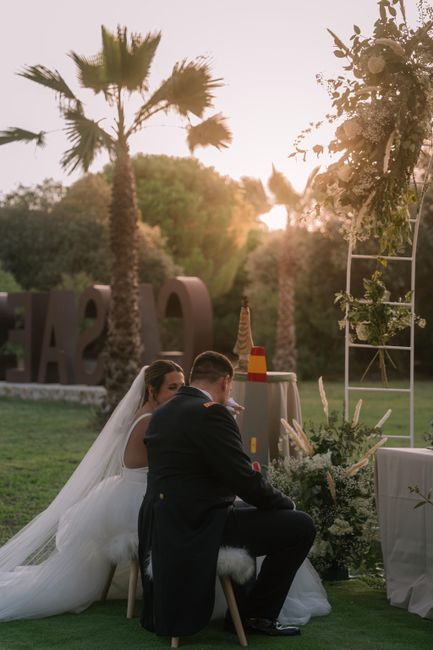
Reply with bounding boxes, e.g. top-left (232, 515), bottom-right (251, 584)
top-left (123, 415), bottom-right (150, 469)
